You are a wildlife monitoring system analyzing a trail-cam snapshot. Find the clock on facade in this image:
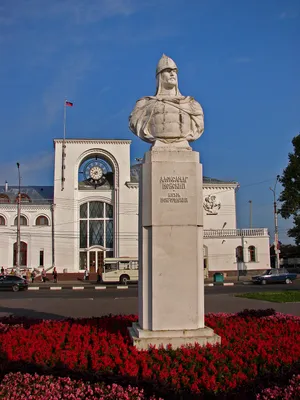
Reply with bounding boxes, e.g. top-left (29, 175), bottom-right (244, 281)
top-left (84, 160), bottom-right (108, 187)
